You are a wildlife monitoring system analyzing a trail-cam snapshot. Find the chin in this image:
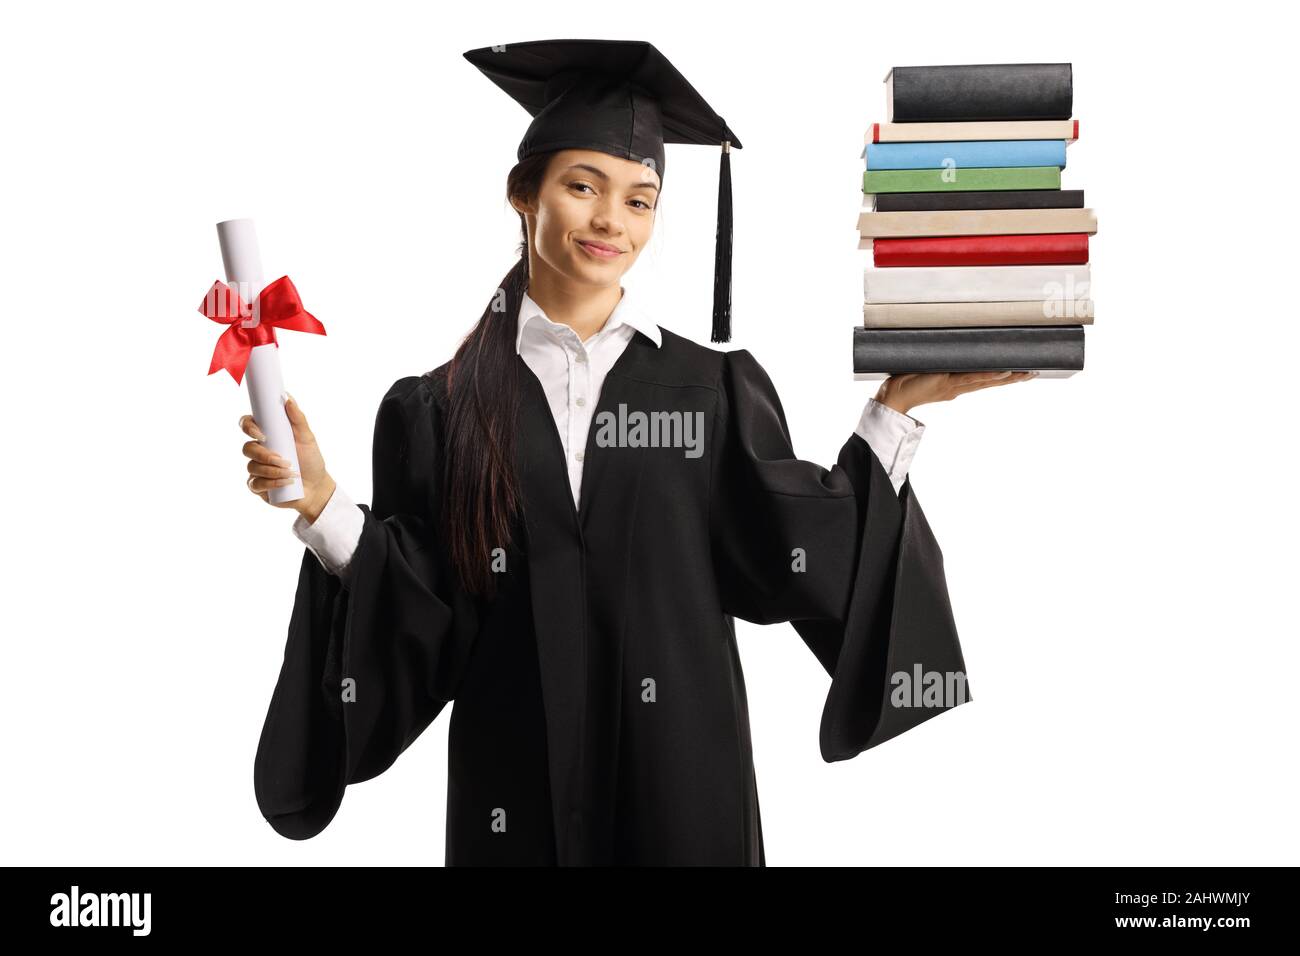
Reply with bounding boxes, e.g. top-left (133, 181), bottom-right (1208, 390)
top-left (570, 253), bottom-right (623, 282)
